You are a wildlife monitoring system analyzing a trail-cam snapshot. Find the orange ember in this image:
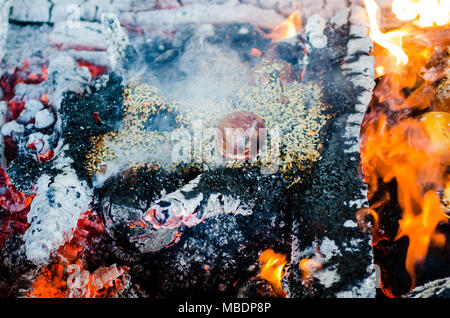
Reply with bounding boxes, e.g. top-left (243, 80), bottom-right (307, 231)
top-left (77, 60), bottom-right (108, 78)
top-left (299, 258), bottom-right (322, 283)
top-left (259, 249), bottom-right (287, 297)
top-left (266, 11), bottom-right (302, 42)
top-left (26, 211), bottom-right (131, 298)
